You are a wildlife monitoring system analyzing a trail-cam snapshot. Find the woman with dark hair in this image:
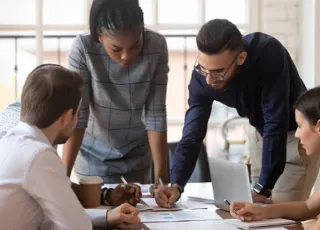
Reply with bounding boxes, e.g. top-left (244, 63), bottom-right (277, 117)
top-left (230, 86), bottom-right (320, 225)
top-left (63, 0), bottom-right (169, 206)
